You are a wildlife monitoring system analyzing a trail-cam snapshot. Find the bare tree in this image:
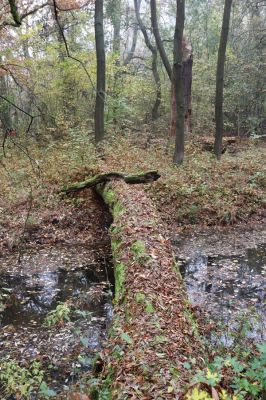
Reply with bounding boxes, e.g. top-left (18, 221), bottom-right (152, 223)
top-left (173, 0), bottom-right (185, 165)
top-left (214, 0), bottom-right (233, 159)
top-left (150, 0), bottom-right (172, 79)
top-left (150, 0), bottom-right (190, 164)
top-left (134, 0), bottom-right (161, 120)
top-left (94, 0), bottom-right (105, 142)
